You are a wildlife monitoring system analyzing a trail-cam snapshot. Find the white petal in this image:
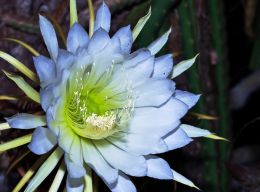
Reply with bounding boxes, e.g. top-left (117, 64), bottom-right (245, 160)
top-left (67, 23), bottom-right (89, 54)
top-left (180, 124), bottom-right (211, 137)
top-left (65, 153), bottom-right (86, 179)
top-left (94, 1), bottom-right (111, 32)
top-left (124, 48), bottom-right (151, 68)
top-left (39, 70), bottom-right (68, 110)
top-left (126, 56), bottom-right (154, 86)
top-left (58, 126), bottom-right (75, 153)
top-left (148, 28), bottom-right (171, 55)
top-left (5, 113), bottom-right (46, 129)
top-left (81, 139), bottom-right (118, 186)
top-left (66, 175), bottom-right (84, 192)
top-left (87, 28), bottom-right (110, 55)
top-left (113, 25), bottom-right (133, 54)
top-left (28, 127), bottom-right (57, 155)
top-left (64, 137), bottom-right (85, 178)
top-left (56, 49), bottom-right (75, 72)
top-left (153, 54), bottom-right (173, 78)
top-left (40, 85), bottom-right (54, 112)
top-left (109, 133), bottom-right (168, 156)
top-left (52, 69), bottom-right (70, 99)
top-left (174, 90), bottom-right (200, 109)
top-left (172, 169), bottom-right (199, 189)
top-left (111, 172), bottom-right (136, 192)
top-left (134, 78), bottom-right (175, 107)
top-left (94, 139), bottom-right (147, 177)
top-left (145, 155), bottom-right (173, 180)
top-left (163, 128), bottom-right (193, 151)
top-left (39, 15), bottom-right (58, 60)
top-left (45, 98), bottom-right (66, 135)
top-left (91, 37), bottom-right (122, 80)
top-left (72, 51), bottom-right (93, 72)
top-left (129, 98), bottom-right (187, 137)
top-left (33, 56), bottom-right (55, 88)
